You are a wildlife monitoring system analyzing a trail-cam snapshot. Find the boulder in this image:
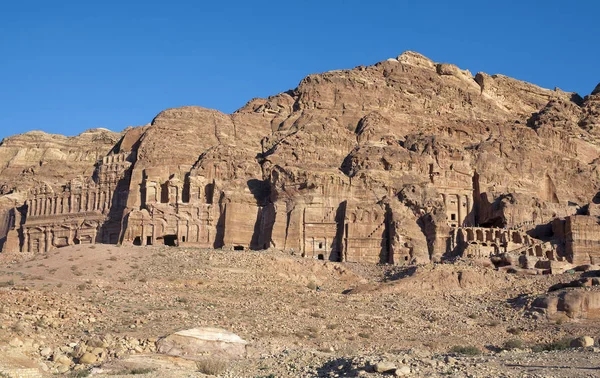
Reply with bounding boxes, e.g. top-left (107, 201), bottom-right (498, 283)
top-left (157, 327), bottom-right (247, 360)
top-left (570, 336), bottom-right (594, 348)
top-left (531, 289), bottom-right (600, 320)
top-left (78, 352), bottom-right (97, 365)
top-left (374, 361), bottom-right (397, 373)
top-left (395, 365), bottom-right (411, 376)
